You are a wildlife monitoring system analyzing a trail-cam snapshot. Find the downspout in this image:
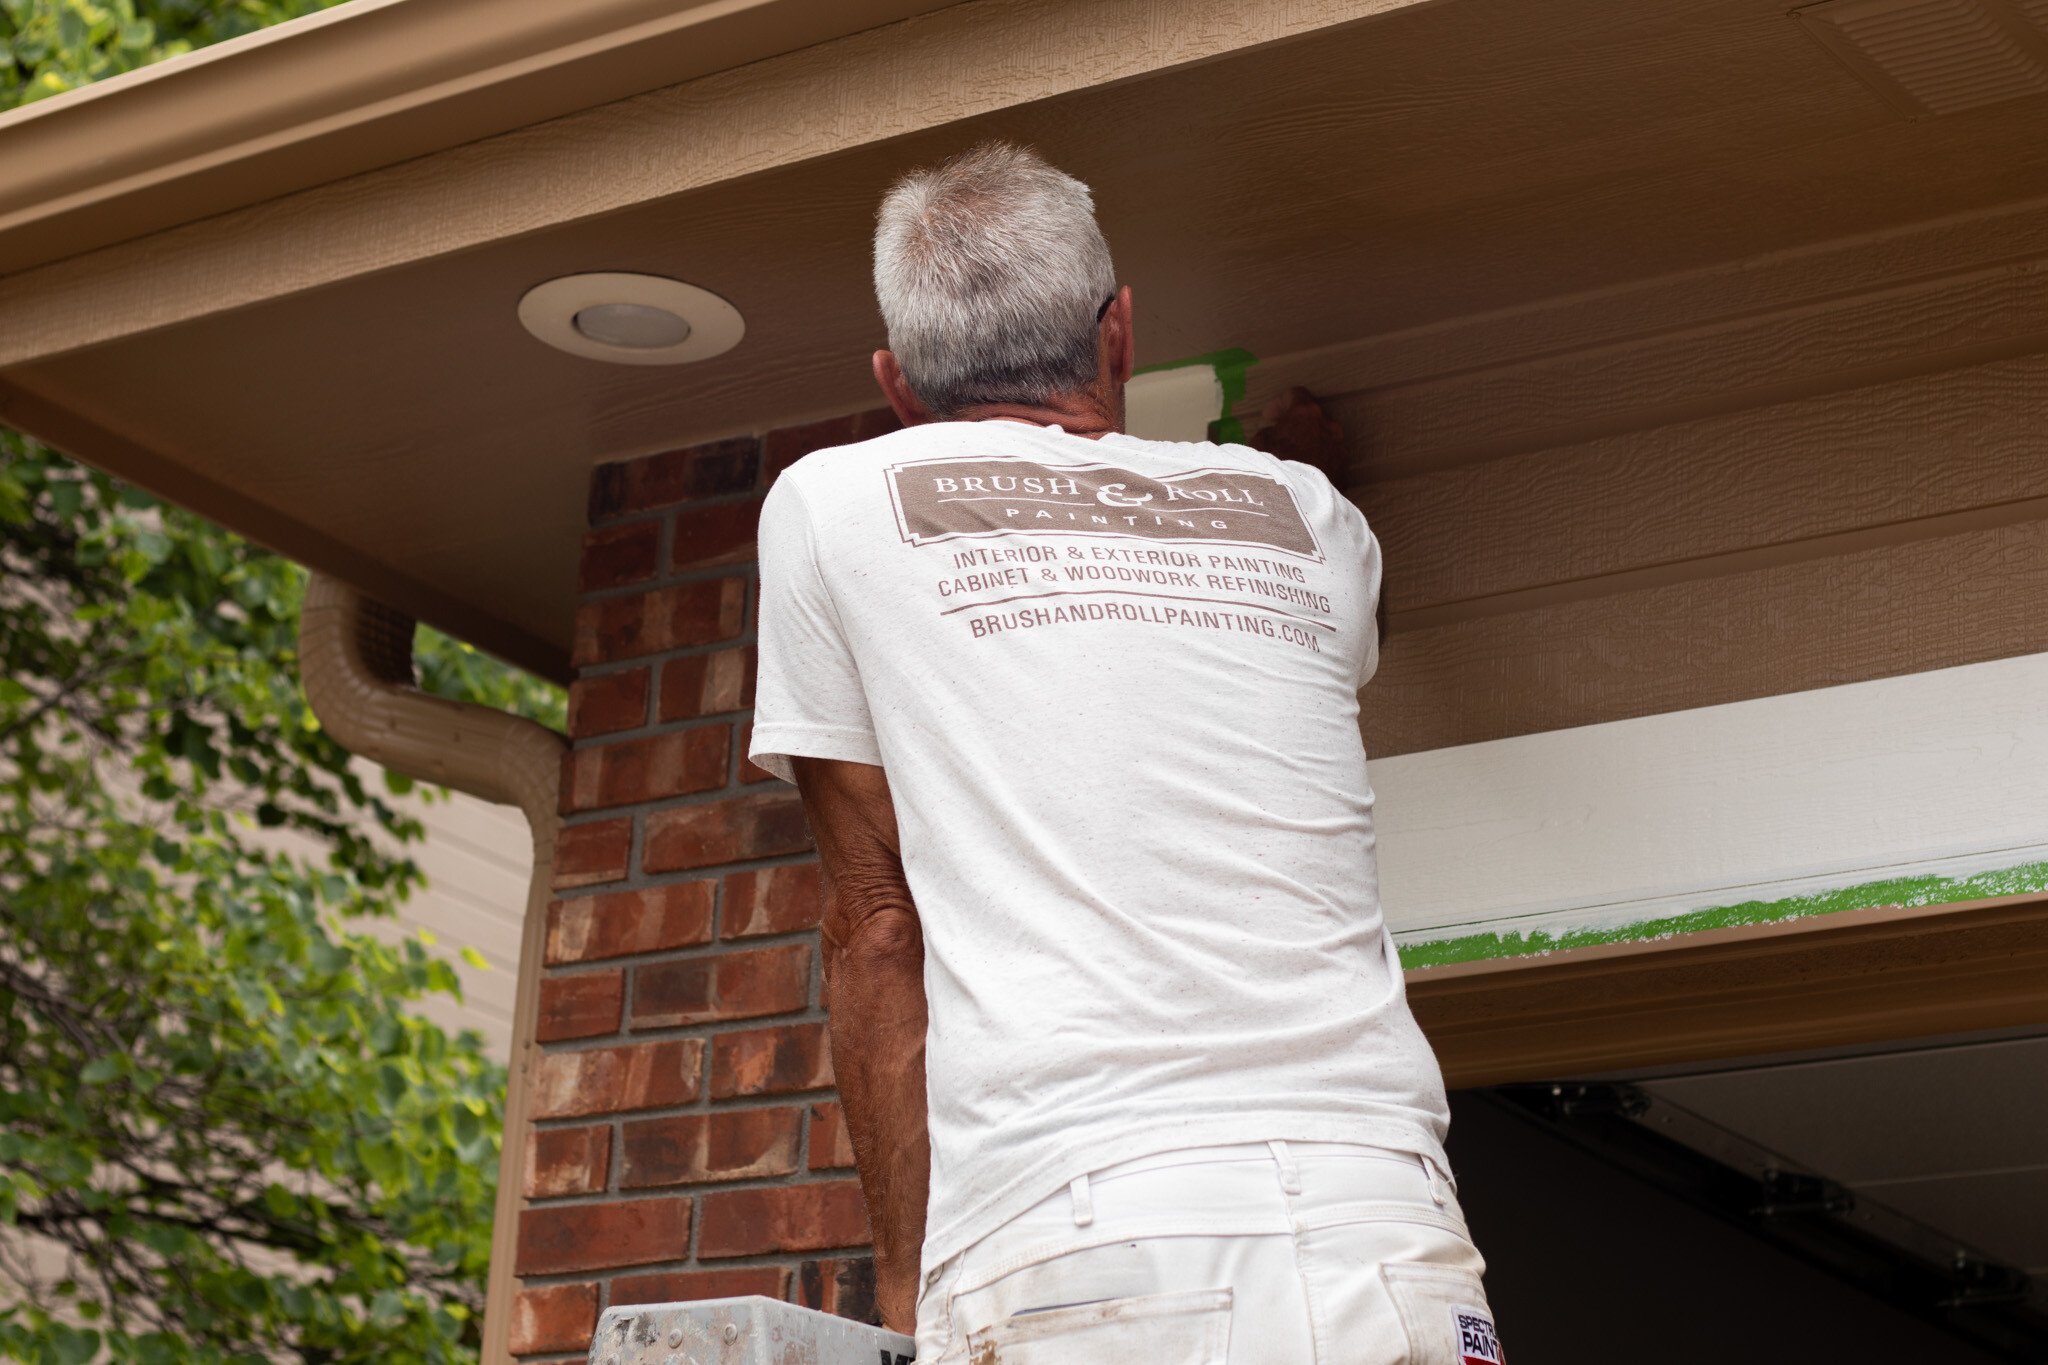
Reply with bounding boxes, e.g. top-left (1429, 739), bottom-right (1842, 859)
top-left (298, 572), bottom-right (565, 1365)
